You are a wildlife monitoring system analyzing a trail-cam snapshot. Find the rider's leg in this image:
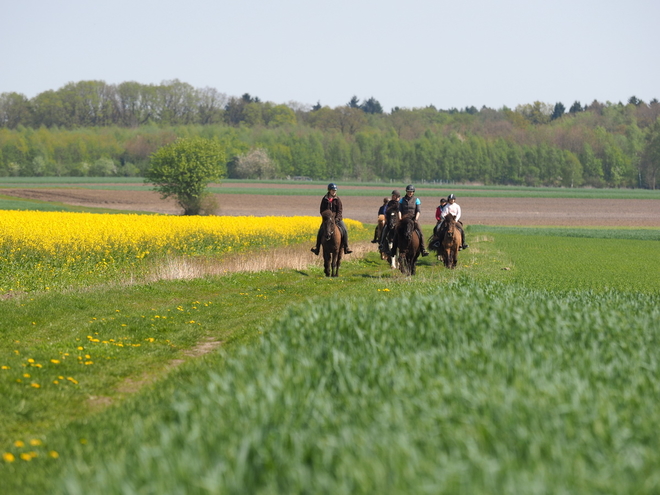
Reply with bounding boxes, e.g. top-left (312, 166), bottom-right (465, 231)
top-left (310, 227), bottom-right (322, 255)
top-left (371, 225), bottom-right (379, 243)
top-left (338, 220), bottom-right (352, 254)
top-left (379, 225), bottom-right (389, 252)
top-left (458, 224), bottom-right (468, 250)
top-left (416, 223), bottom-right (429, 256)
